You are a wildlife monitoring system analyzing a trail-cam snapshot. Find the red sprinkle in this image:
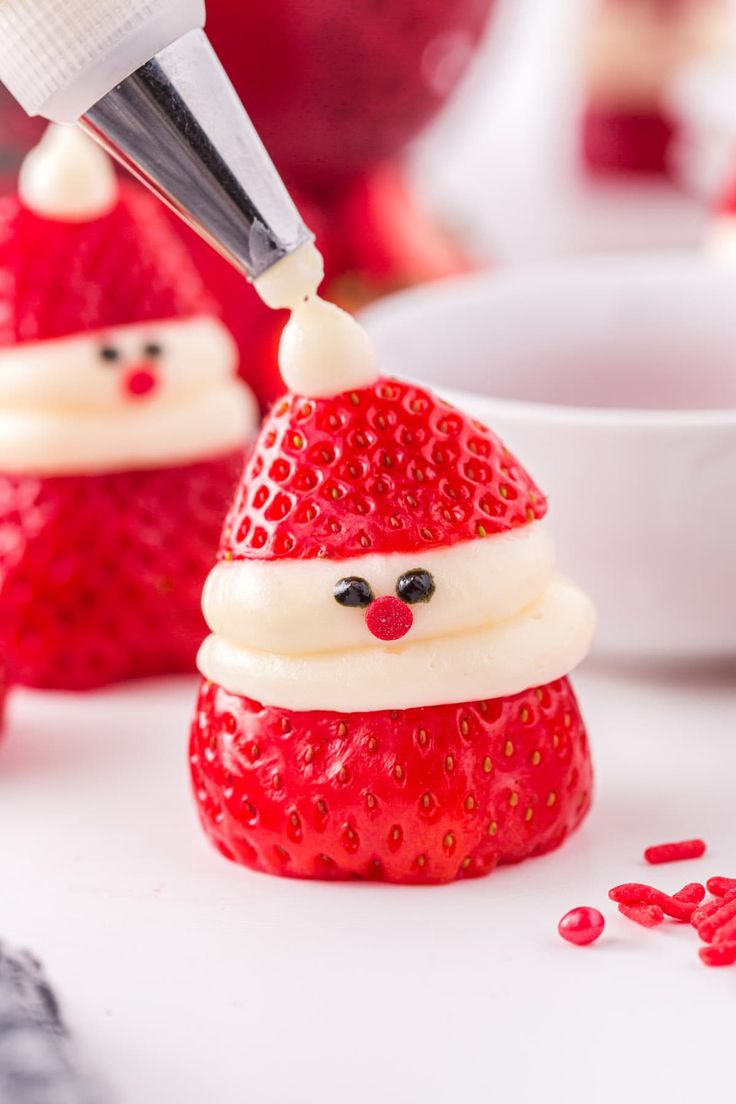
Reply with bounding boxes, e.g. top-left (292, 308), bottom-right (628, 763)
top-left (697, 899), bottom-right (736, 944)
top-left (608, 883), bottom-right (697, 921)
top-left (713, 918), bottom-right (736, 946)
top-left (706, 877), bottom-right (736, 898)
top-left (699, 942), bottom-right (736, 967)
top-left (691, 898), bottom-right (724, 931)
top-left (672, 883), bottom-right (706, 905)
top-left (618, 903), bottom-right (665, 928)
top-left (644, 839), bottom-right (706, 865)
top-left (558, 907), bottom-right (605, 946)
